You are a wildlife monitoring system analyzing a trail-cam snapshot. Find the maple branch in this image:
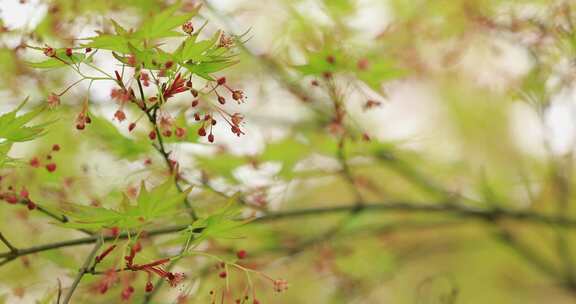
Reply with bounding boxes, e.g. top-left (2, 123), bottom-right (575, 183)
top-left (0, 232), bottom-right (16, 254)
top-left (62, 237), bottom-right (103, 304)
top-left (3, 201), bottom-right (576, 263)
